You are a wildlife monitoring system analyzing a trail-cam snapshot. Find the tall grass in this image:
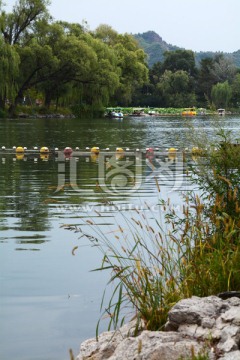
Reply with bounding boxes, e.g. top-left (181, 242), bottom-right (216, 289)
top-left (64, 130), bottom-right (240, 334)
